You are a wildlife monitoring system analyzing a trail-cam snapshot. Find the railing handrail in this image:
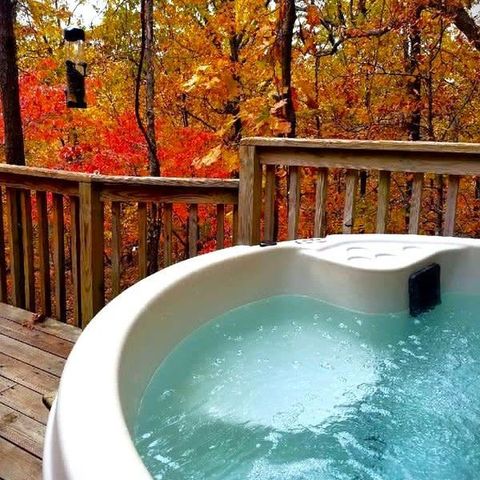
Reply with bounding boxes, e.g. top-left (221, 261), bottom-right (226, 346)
top-left (241, 137), bottom-right (480, 155)
top-left (0, 163), bottom-right (239, 188)
top-left (238, 137), bottom-right (480, 247)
